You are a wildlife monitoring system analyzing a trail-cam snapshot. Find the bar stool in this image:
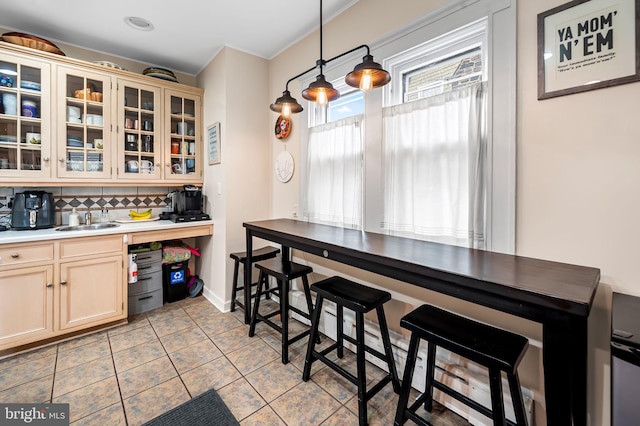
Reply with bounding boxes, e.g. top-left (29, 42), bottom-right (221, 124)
top-left (394, 304), bottom-right (529, 426)
top-left (248, 257), bottom-right (316, 364)
top-left (302, 276), bottom-right (400, 426)
top-left (230, 246), bottom-right (280, 324)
